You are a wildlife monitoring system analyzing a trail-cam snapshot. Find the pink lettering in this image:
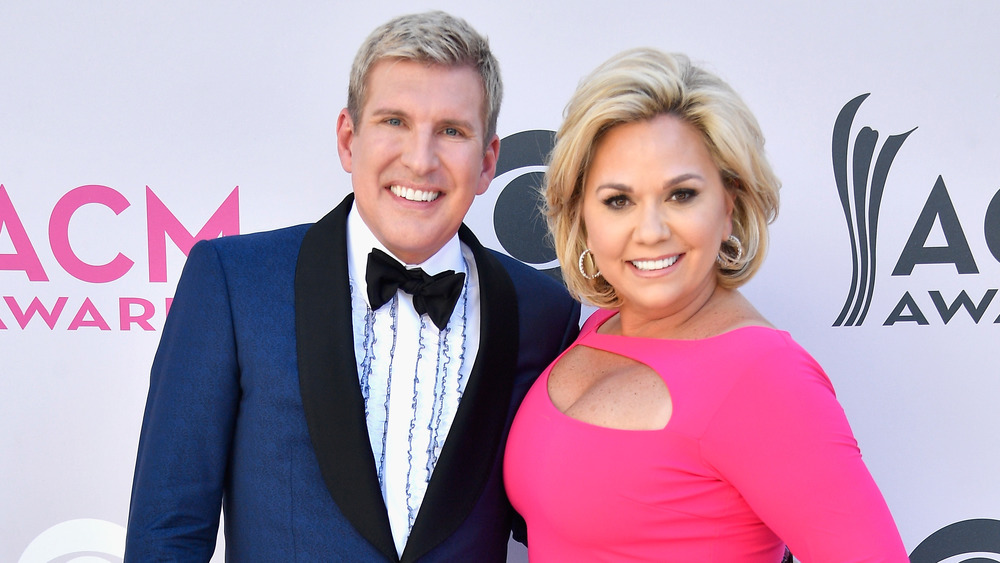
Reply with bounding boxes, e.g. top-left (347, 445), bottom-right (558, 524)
top-left (164, 297), bottom-right (174, 318)
top-left (0, 185), bottom-right (49, 281)
top-left (3, 295), bottom-right (68, 329)
top-left (67, 297), bottom-right (111, 330)
top-left (49, 185), bottom-right (135, 283)
top-left (147, 186), bottom-right (240, 282)
top-left (120, 297), bottom-right (156, 331)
